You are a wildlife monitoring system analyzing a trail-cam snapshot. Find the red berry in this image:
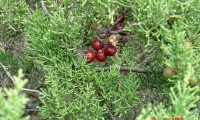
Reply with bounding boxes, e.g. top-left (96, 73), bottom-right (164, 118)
top-left (84, 50), bottom-right (95, 63)
top-left (115, 13), bottom-right (125, 23)
top-left (104, 44), bottom-right (117, 56)
top-left (92, 38), bottom-right (104, 51)
top-left (96, 50), bottom-right (107, 62)
top-left (114, 23), bottom-right (125, 30)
